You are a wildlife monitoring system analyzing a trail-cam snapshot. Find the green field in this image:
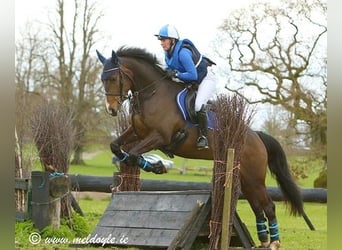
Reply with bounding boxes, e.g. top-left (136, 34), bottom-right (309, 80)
top-left (21, 150), bottom-right (326, 249)
top-left (75, 199), bottom-right (326, 250)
